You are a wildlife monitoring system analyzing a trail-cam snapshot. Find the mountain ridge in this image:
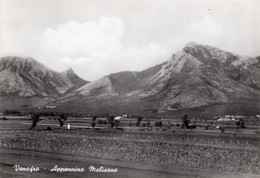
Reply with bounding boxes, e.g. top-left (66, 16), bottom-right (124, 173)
top-left (0, 56), bottom-right (88, 109)
top-left (0, 42), bottom-right (259, 115)
top-left (55, 42), bottom-right (260, 114)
